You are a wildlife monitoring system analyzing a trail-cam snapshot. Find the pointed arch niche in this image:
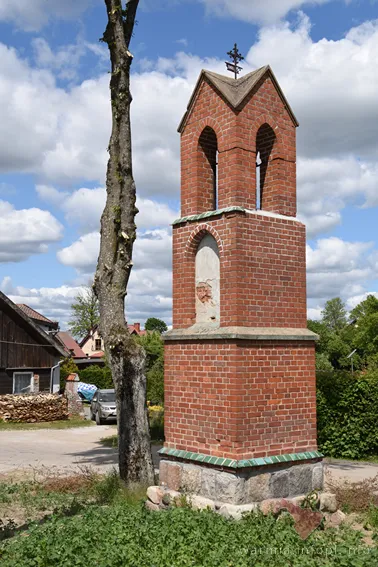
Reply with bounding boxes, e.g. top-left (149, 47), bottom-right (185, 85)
top-left (195, 234), bottom-right (220, 323)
